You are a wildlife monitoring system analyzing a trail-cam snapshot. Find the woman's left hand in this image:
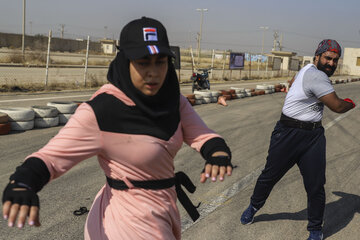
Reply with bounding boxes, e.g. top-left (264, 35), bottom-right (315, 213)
top-left (200, 151), bottom-right (232, 183)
